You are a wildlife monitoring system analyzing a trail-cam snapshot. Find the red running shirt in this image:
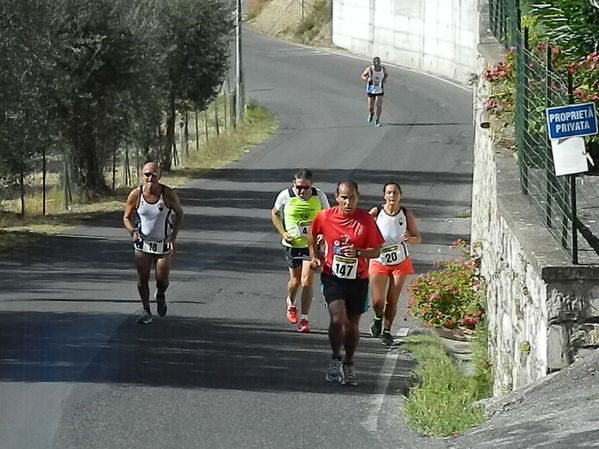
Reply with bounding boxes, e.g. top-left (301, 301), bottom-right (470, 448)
top-left (310, 206), bottom-right (385, 280)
